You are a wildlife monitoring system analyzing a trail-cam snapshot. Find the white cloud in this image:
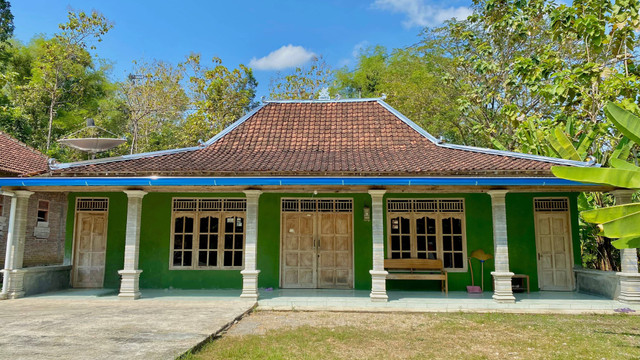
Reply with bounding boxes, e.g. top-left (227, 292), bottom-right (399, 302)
top-left (352, 41), bottom-right (370, 58)
top-left (373, 0), bottom-right (472, 28)
top-left (249, 45), bottom-right (316, 71)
